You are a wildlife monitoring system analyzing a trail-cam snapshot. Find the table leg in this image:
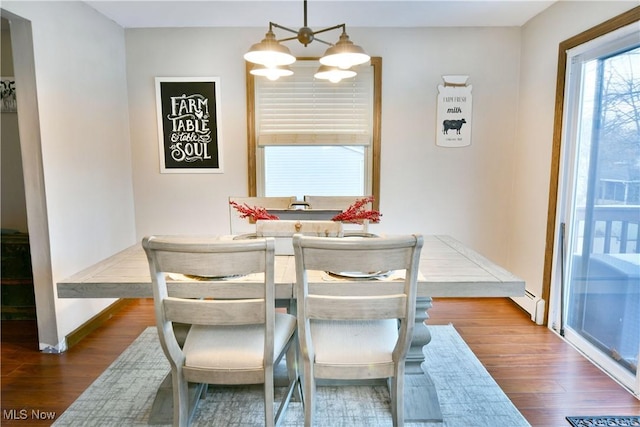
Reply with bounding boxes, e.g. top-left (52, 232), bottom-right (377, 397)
top-left (406, 296), bottom-right (433, 373)
top-left (404, 296), bottom-right (443, 422)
